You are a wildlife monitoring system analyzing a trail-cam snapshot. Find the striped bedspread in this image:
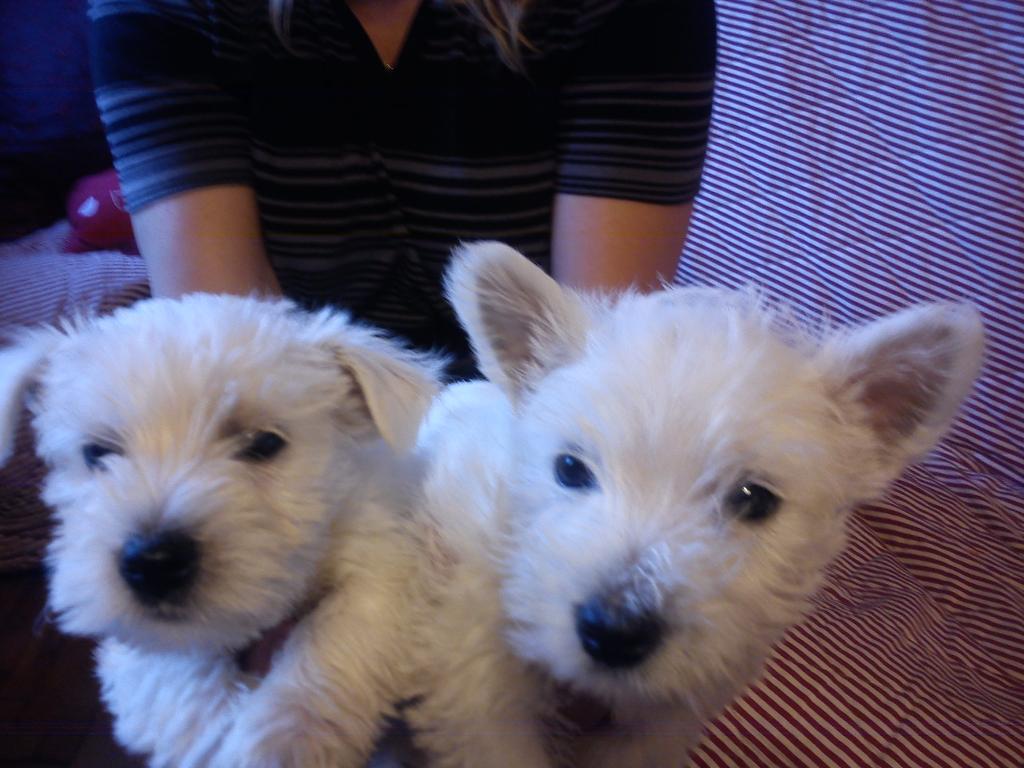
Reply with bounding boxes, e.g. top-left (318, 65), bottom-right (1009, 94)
top-left (679, 2), bottom-right (1023, 766)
